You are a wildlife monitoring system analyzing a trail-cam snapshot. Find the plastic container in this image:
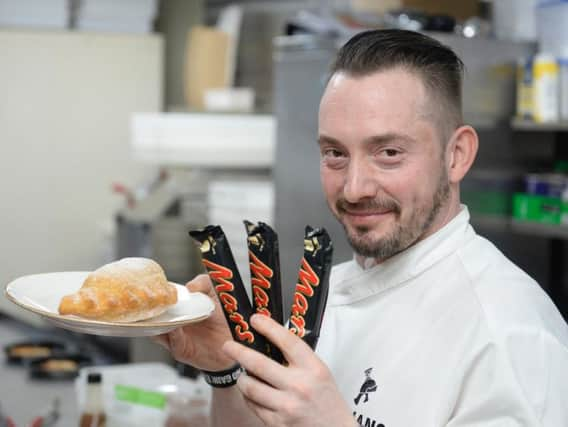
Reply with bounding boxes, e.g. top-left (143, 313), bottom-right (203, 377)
top-left (29, 354), bottom-right (92, 381)
top-left (559, 57), bottom-right (568, 120)
top-left (516, 56), bottom-right (534, 119)
top-left (461, 170), bottom-right (523, 217)
top-left (537, 0), bottom-right (568, 56)
top-left (76, 363), bottom-right (180, 427)
top-left (204, 87), bottom-right (255, 113)
top-left (533, 53), bottom-right (560, 122)
top-left (513, 193), bottom-right (563, 224)
top-left (493, 0), bottom-right (538, 41)
top-left (4, 340), bottom-right (66, 365)
top-left (525, 173), bottom-right (566, 197)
